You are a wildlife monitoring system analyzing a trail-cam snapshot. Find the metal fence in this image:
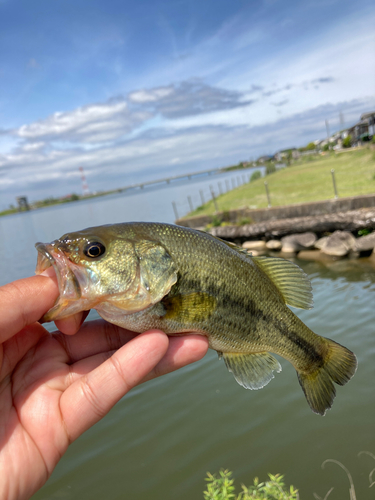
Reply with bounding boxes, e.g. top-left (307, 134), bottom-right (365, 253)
top-left (172, 164), bottom-right (375, 220)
